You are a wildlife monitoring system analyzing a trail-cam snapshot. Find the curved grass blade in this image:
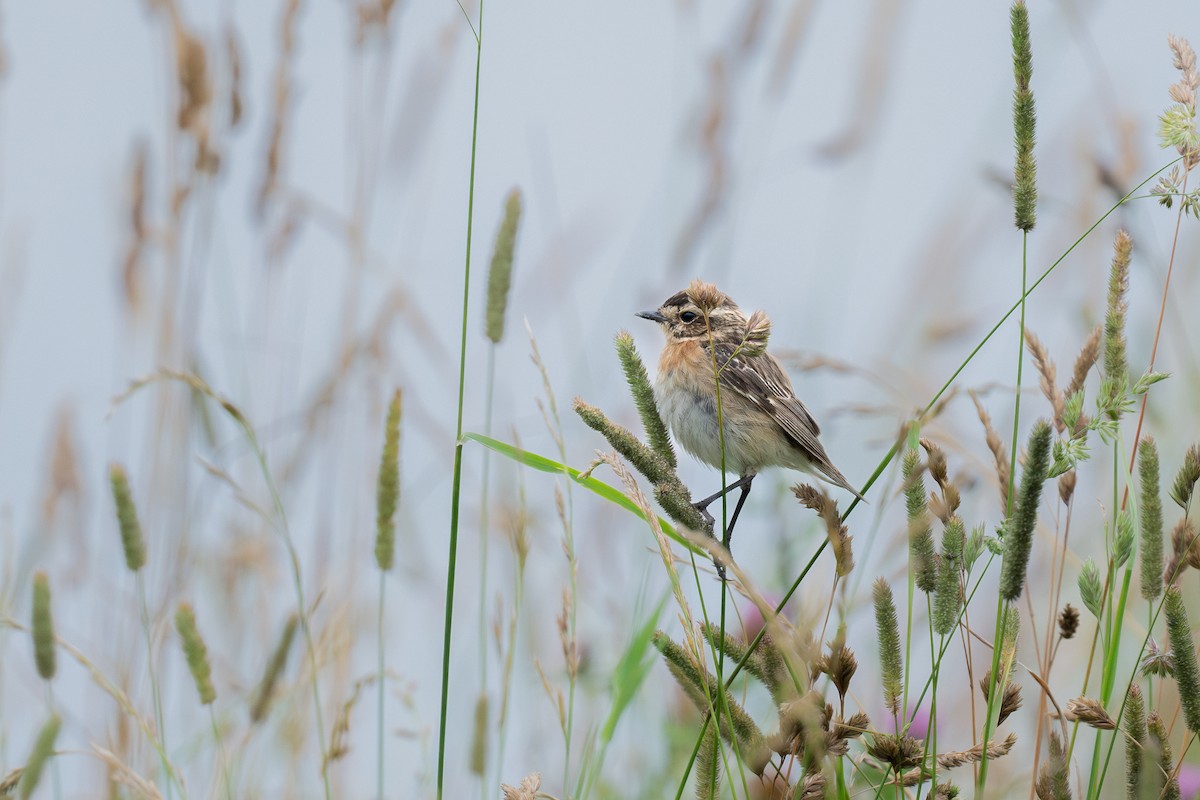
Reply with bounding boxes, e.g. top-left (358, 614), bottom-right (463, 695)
top-left (462, 433), bottom-right (701, 555)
